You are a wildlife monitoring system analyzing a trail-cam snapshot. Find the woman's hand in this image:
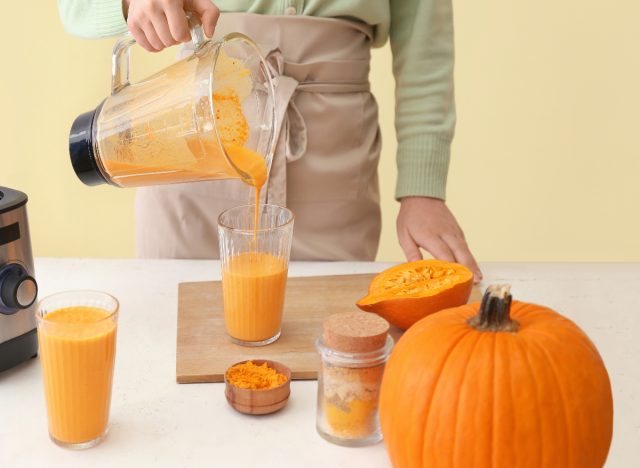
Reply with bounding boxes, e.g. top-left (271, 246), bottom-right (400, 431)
top-left (397, 196), bottom-right (483, 283)
top-left (123, 0), bottom-right (220, 52)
